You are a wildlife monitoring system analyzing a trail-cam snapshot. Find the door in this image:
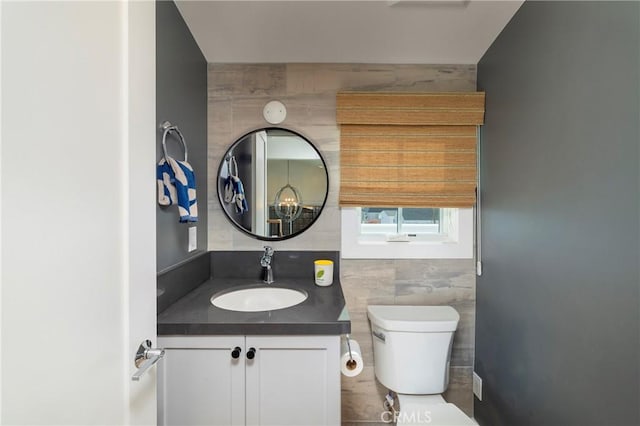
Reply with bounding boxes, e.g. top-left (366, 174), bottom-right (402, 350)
top-left (158, 336), bottom-right (246, 426)
top-left (1, 1), bottom-right (157, 424)
top-left (253, 130), bottom-right (268, 236)
top-left (126, 1), bottom-right (158, 424)
top-left (245, 335), bottom-right (341, 426)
